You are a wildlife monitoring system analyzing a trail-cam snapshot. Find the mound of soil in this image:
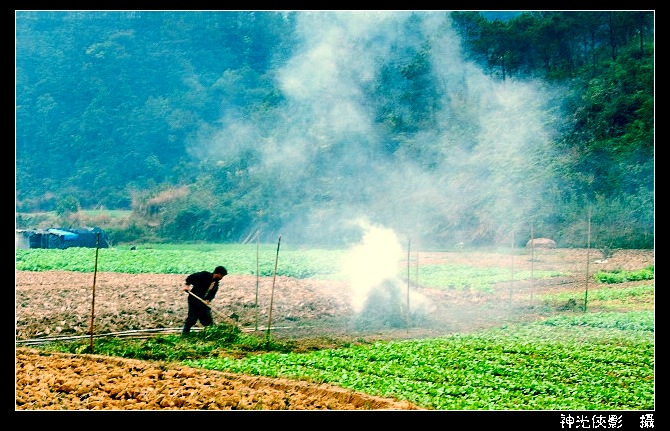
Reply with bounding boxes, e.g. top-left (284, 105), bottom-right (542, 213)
top-left (15, 248), bottom-right (653, 410)
top-left (16, 347), bottom-right (420, 410)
